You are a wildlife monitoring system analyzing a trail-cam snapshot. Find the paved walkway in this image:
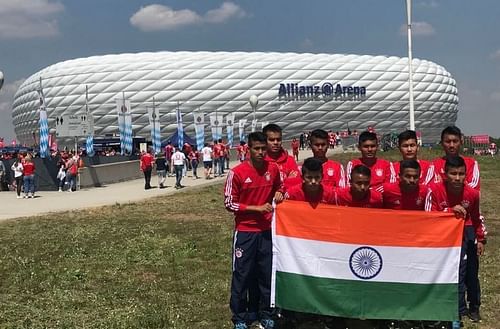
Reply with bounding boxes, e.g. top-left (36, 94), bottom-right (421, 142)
top-left (0, 147), bottom-right (346, 221)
